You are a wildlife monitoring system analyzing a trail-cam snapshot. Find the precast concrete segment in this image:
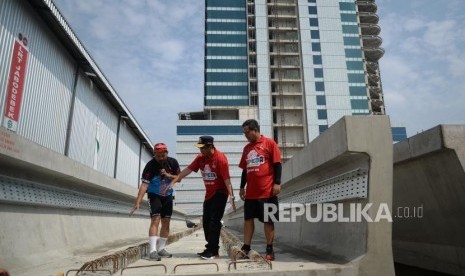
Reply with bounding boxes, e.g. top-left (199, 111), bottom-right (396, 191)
top-left (120, 229), bottom-right (358, 275)
top-left (0, 129), bottom-right (189, 273)
top-left (393, 125), bottom-right (465, 275)
top-left (76, 226), bottom-right (201, 274)
top-left (223, 116), bottom-right (395, 276)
